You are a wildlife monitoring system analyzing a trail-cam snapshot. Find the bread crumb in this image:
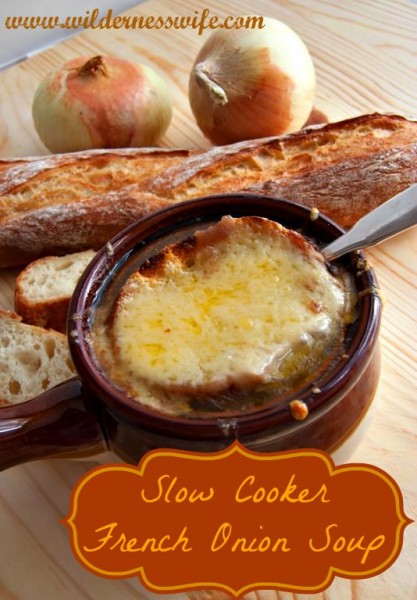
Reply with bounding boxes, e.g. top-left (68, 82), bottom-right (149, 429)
top-left (310, 207), bottom-right (319, 221)
top-left (69, 329), bottom-right (80, 343)
top-left (70, 312), bottom-right (83, 322)
top-left (289, 399), bottom-right (309, 420)
top-left (217, 418), bottom-right (238, 436)
top-left (355, 255), bottom-right (371, 276)
top-left (106, 241), bottom-right (114, 258)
